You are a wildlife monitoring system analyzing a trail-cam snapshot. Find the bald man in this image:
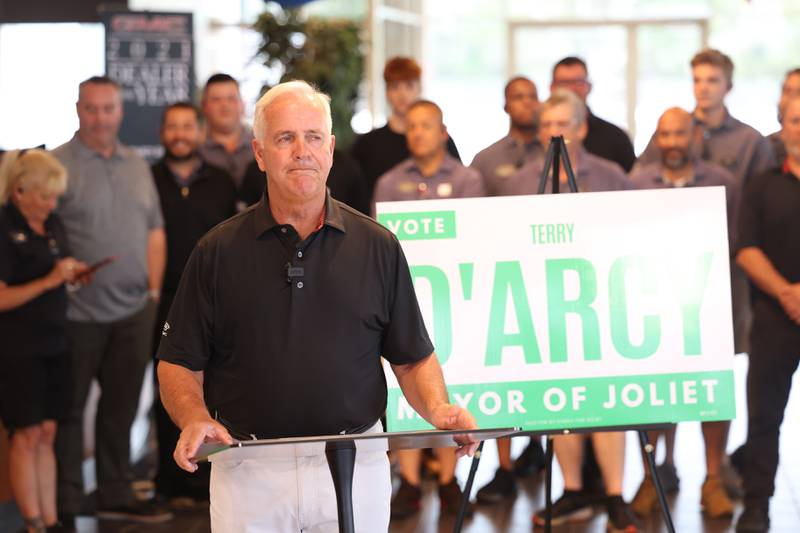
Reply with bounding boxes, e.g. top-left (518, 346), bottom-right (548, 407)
top-left (629, 107), bottom-right (740, 519)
